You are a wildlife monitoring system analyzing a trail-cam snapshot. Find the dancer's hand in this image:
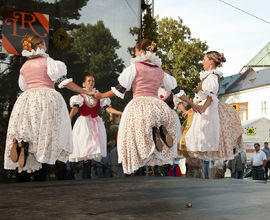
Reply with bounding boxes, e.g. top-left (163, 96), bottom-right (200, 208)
top-left (190, 103), bottom-right (200, 113)
top-left (94, 91), bottom-right (103, 99)
top-left (198, 105), bottom-right (207, 114)
top-left (182, 111), bottom-right (188, 119)
top-left (87, 91), bottom-right (95, 96)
